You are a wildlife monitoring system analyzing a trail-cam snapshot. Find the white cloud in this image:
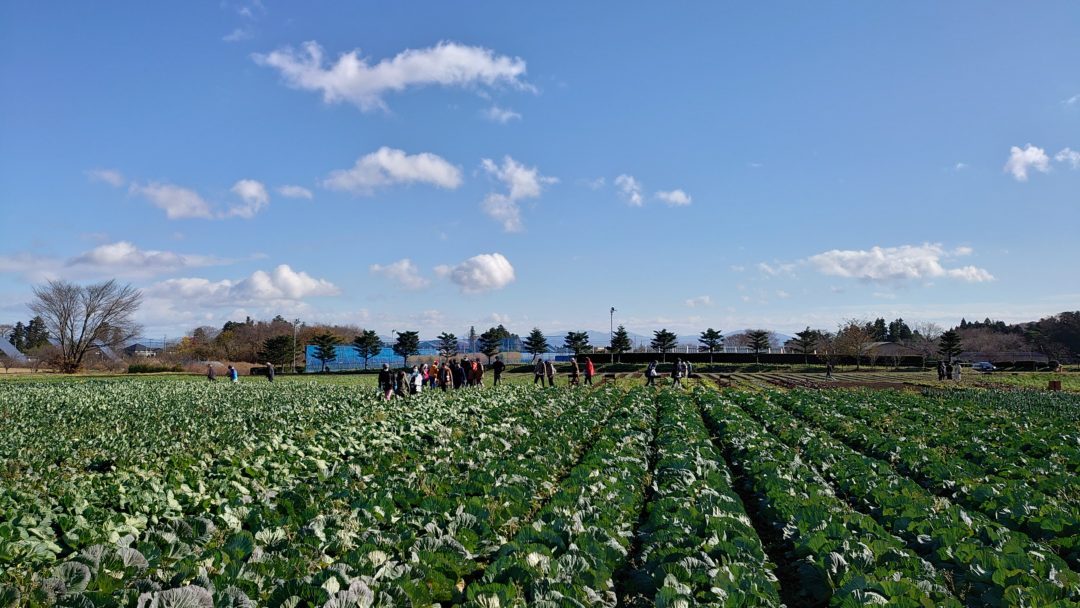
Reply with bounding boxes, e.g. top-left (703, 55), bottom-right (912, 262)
top-left (1063, 93), bottom-right (1080, 106)
top-left (86, 168), bottom-right (125, 187)
top-left (227, 179), bottom-right (270, 218)
top-left (253, 40), bottom-right (529, 111)
top-left (580, 177), bottom-right (605, 190)
top-left (954, 162), bottom-right (969, 171)
top-left (483, 105), bottom-right (521, 123)
top-left (1003, 144), bottom-right (1050, 181)
top-left (685, 295), bottom-right (712, 308)
top-left (0, 242), bottom-right (229, 282)
top-left (775, 290), bottom-right (791, 299)
top-left (277, 185), bottom-right (314, 199)
top-left (1055, 147), bottom-right (1080, 169)
top-left (323, 147), bottom-right (462, 194)
top-left (145, 264), bottom-right (338, 305)
top-left (614, 174), bottom-right (643, 206)
top-left (479, 156), bottom-right (556, 232)
top-left (129, 182), bottom-right (215, 219)
top-left (223, 27), bottom-right (253, 42)
top-left (436, 253), bottom-right (515, 293)
top-left (370, 258), bottom-right (429, 289)
top-left (655, 188), bottom-right (692, 206)
top-left (808, 243), bottom-right (994, 283)
top-left (757, 262), bottom-right (796, 277)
